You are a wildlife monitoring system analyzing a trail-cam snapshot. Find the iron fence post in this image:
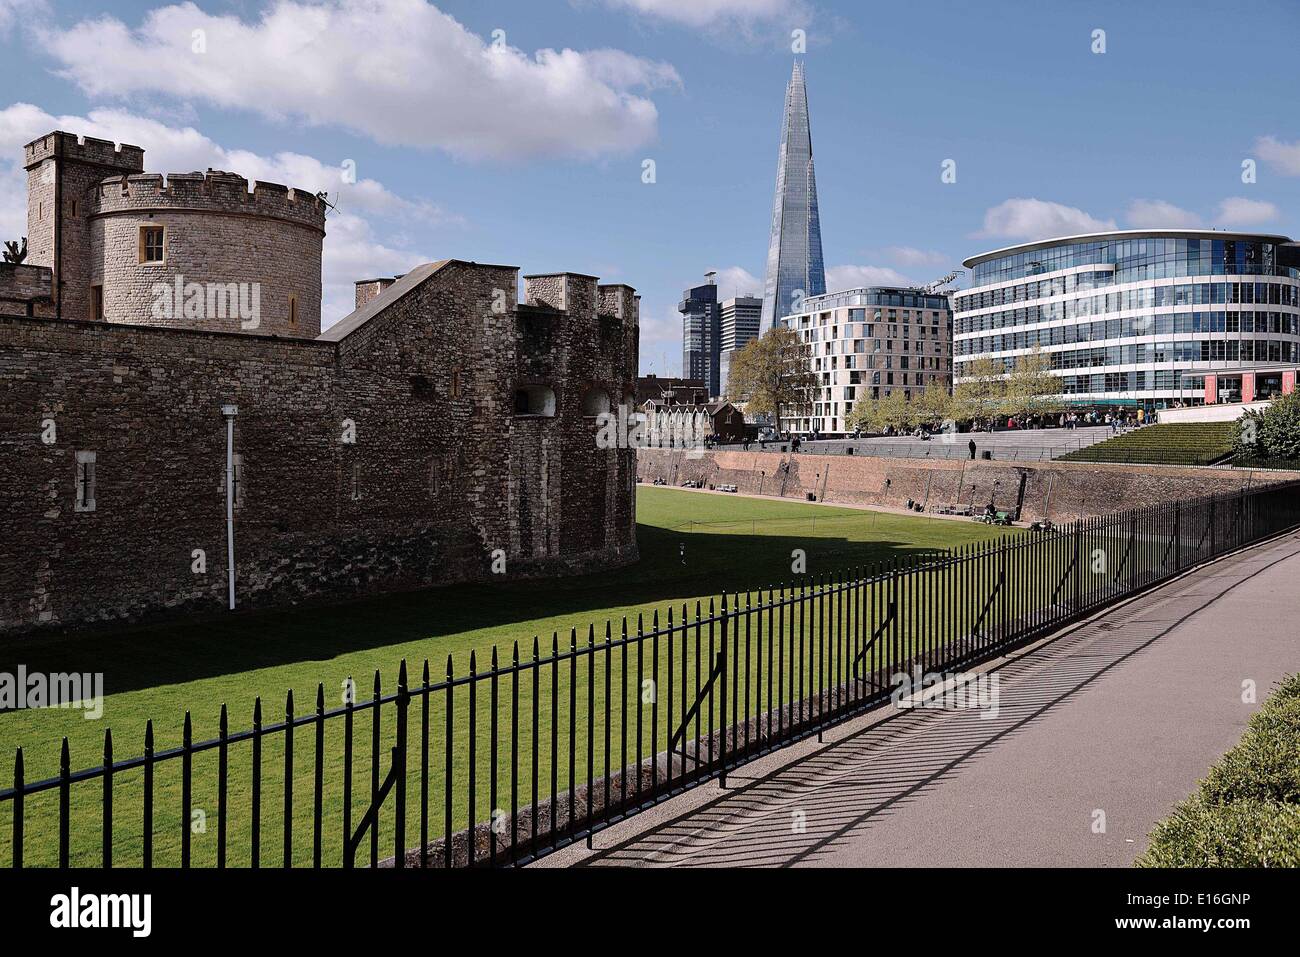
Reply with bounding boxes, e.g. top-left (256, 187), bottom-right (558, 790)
top-left (1175, 501), bottom-right (1181, 570)
top-left (394, 659), bottom-right (409, 868)
top-left (719, 595), bottom-right (728, 789)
